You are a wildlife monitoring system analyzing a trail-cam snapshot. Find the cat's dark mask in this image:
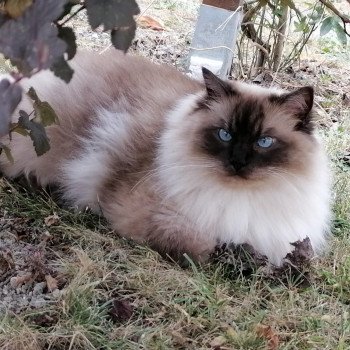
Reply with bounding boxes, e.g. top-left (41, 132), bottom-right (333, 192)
top-left (196, 67), bottom-right (316, 179)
